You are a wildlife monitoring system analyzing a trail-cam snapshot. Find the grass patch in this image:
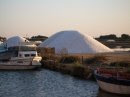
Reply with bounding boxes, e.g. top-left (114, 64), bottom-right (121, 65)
top-left (84, 56), bottom-right (107, 64)
top-left (59, 56), bottom-right (80, 64)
